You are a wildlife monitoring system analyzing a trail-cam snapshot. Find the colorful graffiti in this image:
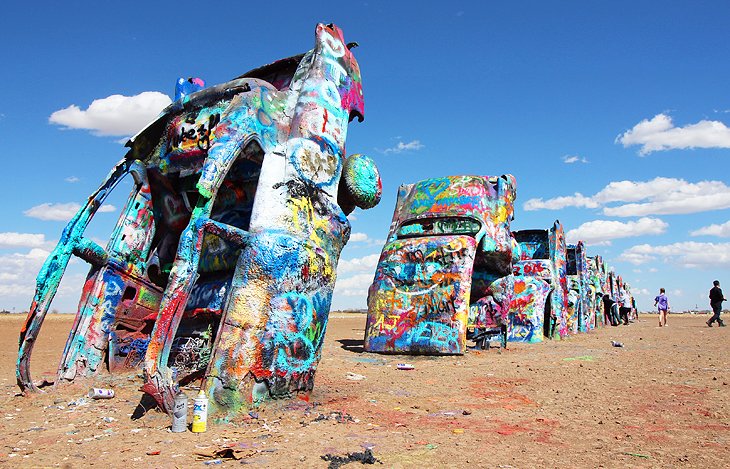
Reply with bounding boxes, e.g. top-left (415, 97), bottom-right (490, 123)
top-left (18, 24), bottom-right (380, 419)
top-left (365, 175), bottom-right (517, 355)
top-left (512, 221), bottom-right (569, 340)
top-left (508, 259), bottom-right (551, 343)
top-left (566, 241), bottom-right (593, 333)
